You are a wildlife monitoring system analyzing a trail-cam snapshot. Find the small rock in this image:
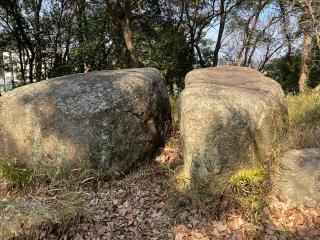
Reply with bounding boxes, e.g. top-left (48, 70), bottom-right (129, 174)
top-left (276, 148), bottom-right (320, 207)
